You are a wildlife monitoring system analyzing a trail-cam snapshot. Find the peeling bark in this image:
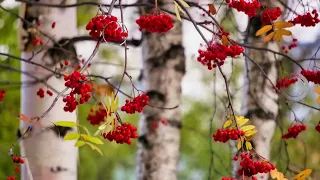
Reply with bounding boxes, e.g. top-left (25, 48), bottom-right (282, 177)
top-left (136, 1), bottom-right (186, 179)
top-left (19, 1), bottom-right (78, 180)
